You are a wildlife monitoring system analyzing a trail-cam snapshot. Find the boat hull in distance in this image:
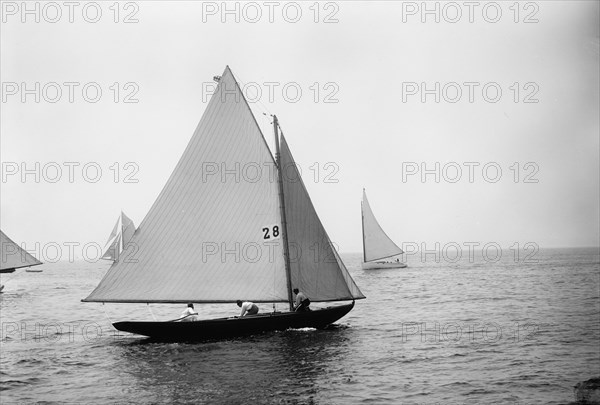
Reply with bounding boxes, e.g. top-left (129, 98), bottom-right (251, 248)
top-left (362, 261), bottom-right (408, 270)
